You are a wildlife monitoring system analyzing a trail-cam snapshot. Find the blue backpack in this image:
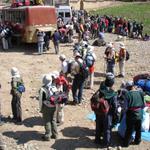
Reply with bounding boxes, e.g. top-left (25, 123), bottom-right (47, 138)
top-left (85, 53), bottom-right (95, 67)
top-left (135, 79), bottom-right (150, 92)
top-left (17, 82), bottom-right (25, 93)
